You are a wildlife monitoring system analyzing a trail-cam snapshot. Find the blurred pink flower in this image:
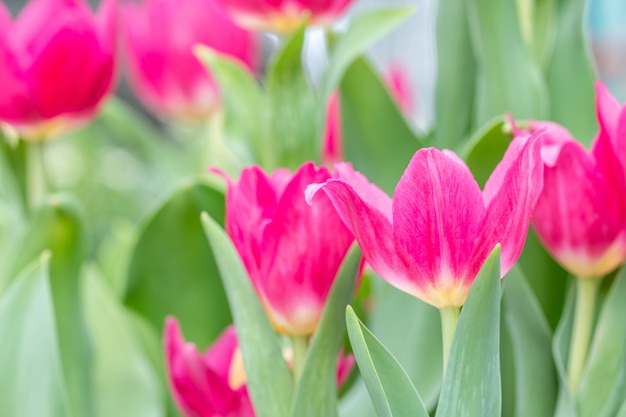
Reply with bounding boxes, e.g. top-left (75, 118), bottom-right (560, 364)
top-left (0, 0), bottom-right (117, 140)
top-left (322, 66), bottom-right (414, 165)
top-left (307, 133), bottom-right (544, 308)
top-left (525, 82), bottom-right (626, 279)
top-left (121, 0), bottom-right (256, 121)
top-left (165, 318), bottom-right (354, 417)
top-left (215, 0), bottom-right (353, 33)
top-left (213, 162), bottom-right (355, 336)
